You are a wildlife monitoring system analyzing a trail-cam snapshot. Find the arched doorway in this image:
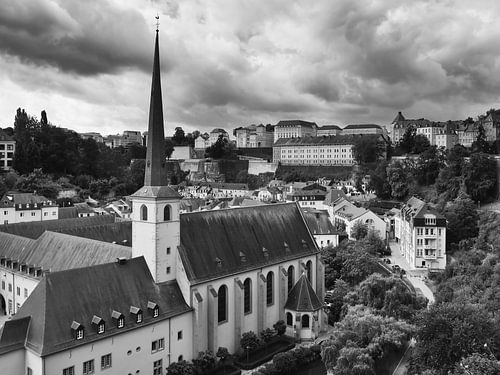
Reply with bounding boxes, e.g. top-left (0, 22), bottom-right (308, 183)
top-left (0, 294), bottom-right (6, 315)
